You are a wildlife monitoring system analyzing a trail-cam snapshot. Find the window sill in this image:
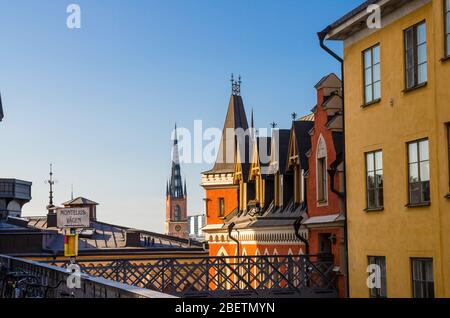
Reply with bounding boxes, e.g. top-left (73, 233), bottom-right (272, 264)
top-left (364, 207), bottom-right (384, 212)
top-left (402, 82), bottom-right (427, 94)
top-left (361, 99), bottom-right (381, 108)
top-left (405, 202), bottom-right (431, 208)
top-left (441, 55), bottom-right (450, 63)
